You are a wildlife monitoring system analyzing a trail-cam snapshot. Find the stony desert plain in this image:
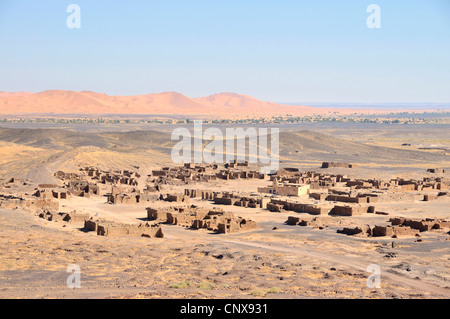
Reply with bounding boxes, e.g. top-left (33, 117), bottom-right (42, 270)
top-left (0, 117), bottom-right (449, 299)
